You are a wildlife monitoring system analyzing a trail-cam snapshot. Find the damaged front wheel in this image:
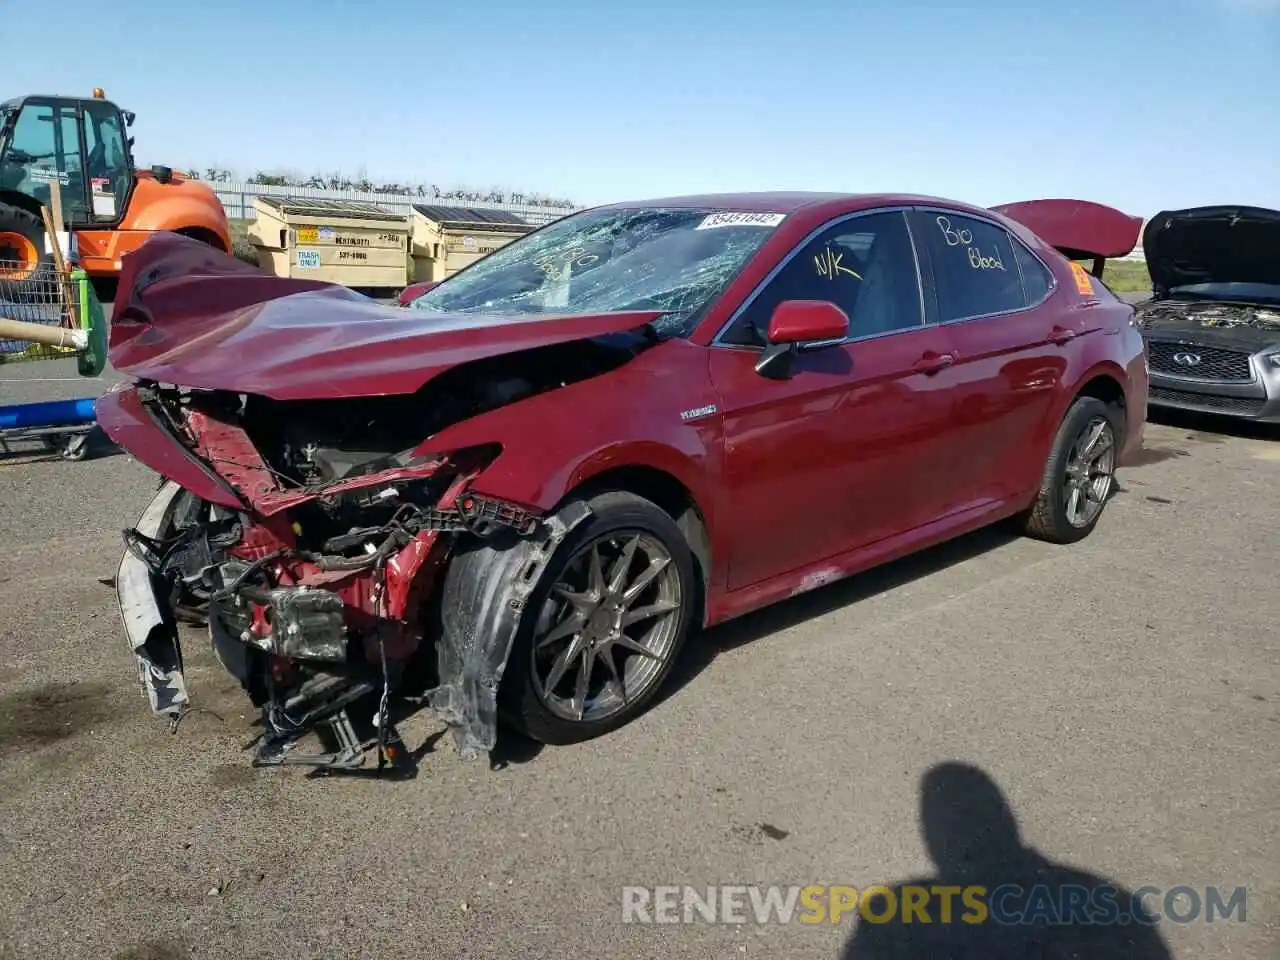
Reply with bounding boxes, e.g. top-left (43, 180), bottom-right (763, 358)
top-left (488, 491), bottom-right (697, 745)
